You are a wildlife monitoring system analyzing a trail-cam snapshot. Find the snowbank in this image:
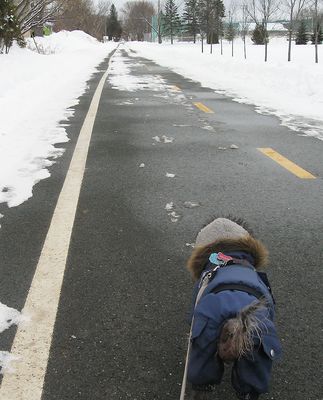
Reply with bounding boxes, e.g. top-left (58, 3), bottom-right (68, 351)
top-left (127, 39), bottom-right (323, 140)
top-left (0, 31), bottom-right (117, 209)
